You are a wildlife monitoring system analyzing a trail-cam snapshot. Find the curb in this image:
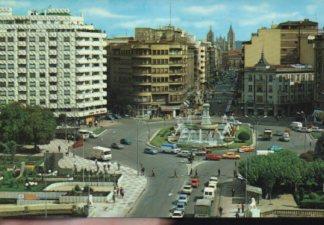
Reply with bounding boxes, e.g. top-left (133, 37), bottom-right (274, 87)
top-left (126, 181), bottom-right (147, 216)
